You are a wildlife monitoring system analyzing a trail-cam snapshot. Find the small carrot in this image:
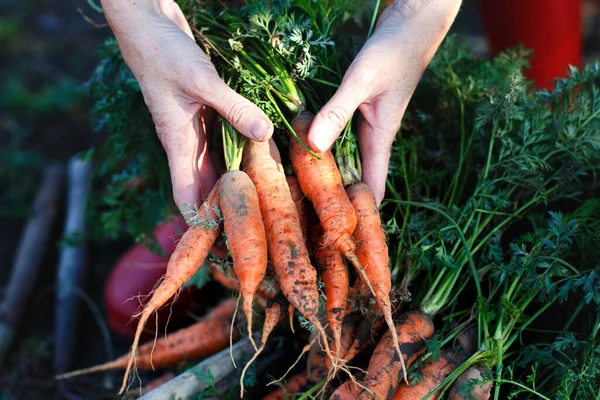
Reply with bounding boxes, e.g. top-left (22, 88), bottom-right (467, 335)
top-left (240, 295), bottom-right (288, 396)
top-left (351, 311), bottom-right (435, 399)
top-left (209, 262), bottom-right (240, 292)
top-left (119, 183), bottom-right (222, 394)
top-left (309, 215), bottom-right (348, 357)
top-left (219, 170), bottom-right (268, 350)
top-left (141, 372), bottom-right (176, 394)
top-left (447, 366), bottom-right (493, 400)
top-left (286, 175), bottom-right (309, 242)
top-left (56, 298), bottom-right (238, 379)
top-left (242, 139), bottom-right (332, 360)
top-left (346, 181), bottom-right (404, 379)
top-left (393, 350), bottom-right (460, 400)
top-left (262, 371), bottom-right (310, 400)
